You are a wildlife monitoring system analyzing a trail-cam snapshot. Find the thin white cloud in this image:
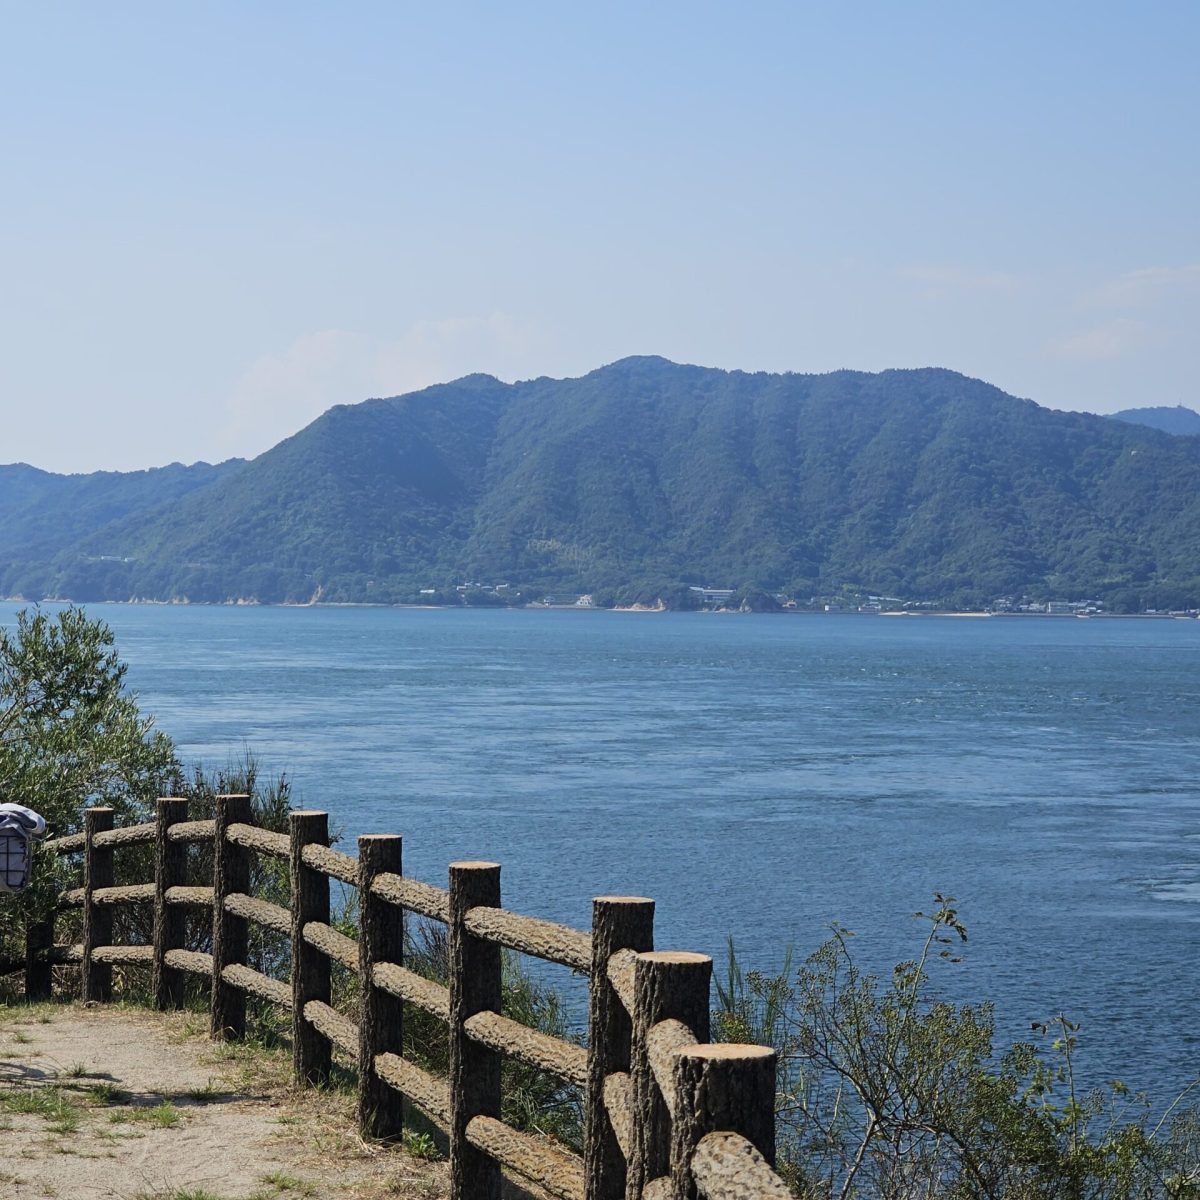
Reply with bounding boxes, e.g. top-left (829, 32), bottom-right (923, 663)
top-left (215, 314), bottom-right (546, 458)
top-left (1045, 317), bottom-right (1154, 362)
top-left (1084, 265), bottom-right (1200, 308)
top-left (904, 265), bottom-right (1018, 296)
